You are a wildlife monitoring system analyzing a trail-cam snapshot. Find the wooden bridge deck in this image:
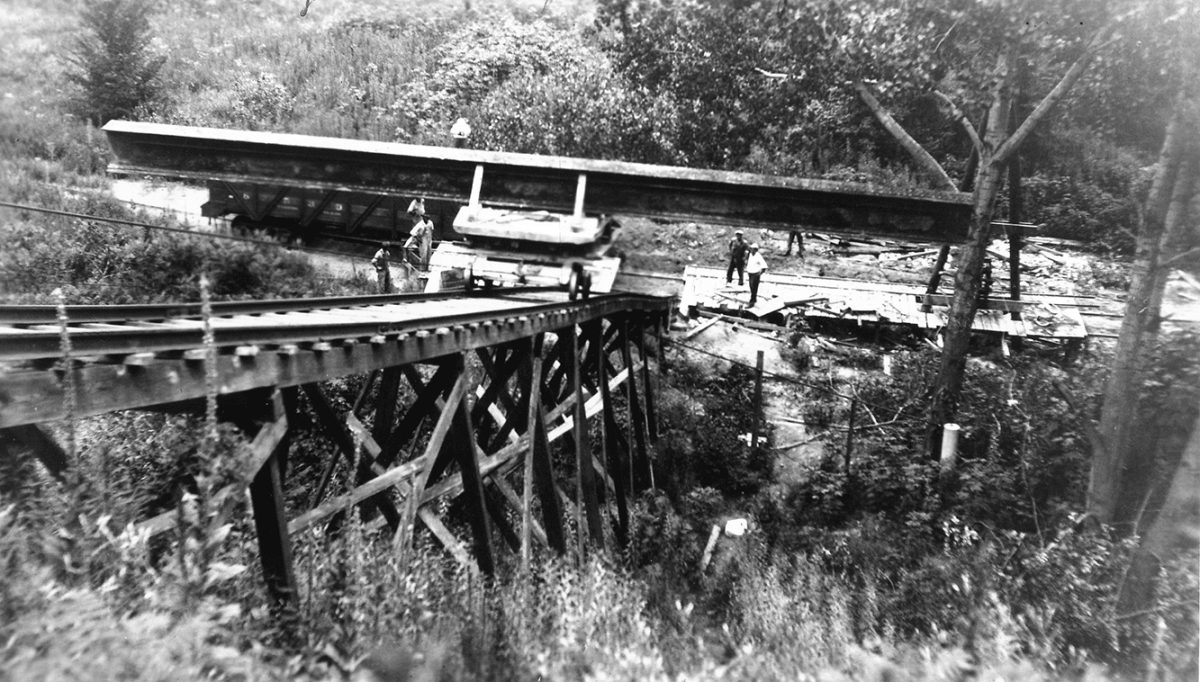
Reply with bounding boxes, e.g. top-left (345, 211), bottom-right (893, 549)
top-left (679, 266), bottom-right (1090, 340)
